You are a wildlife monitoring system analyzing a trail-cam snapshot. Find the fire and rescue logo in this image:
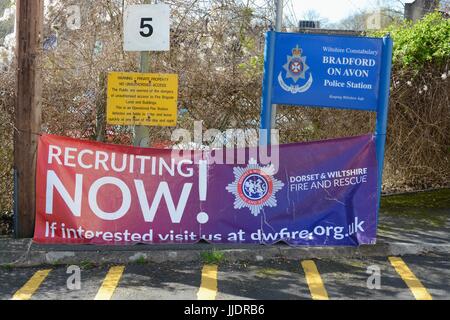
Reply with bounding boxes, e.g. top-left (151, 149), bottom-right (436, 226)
top-left (278, 45), bottom-right (313, 94)
top-left (226, 159), bottom-right (284, 217)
